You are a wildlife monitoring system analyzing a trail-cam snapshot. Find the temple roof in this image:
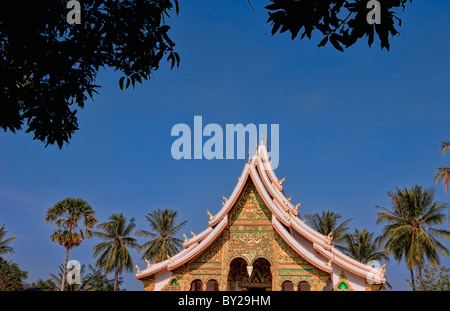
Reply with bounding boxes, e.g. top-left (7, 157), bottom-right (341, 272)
top-left (135, 143), bottom-right (386, 284)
